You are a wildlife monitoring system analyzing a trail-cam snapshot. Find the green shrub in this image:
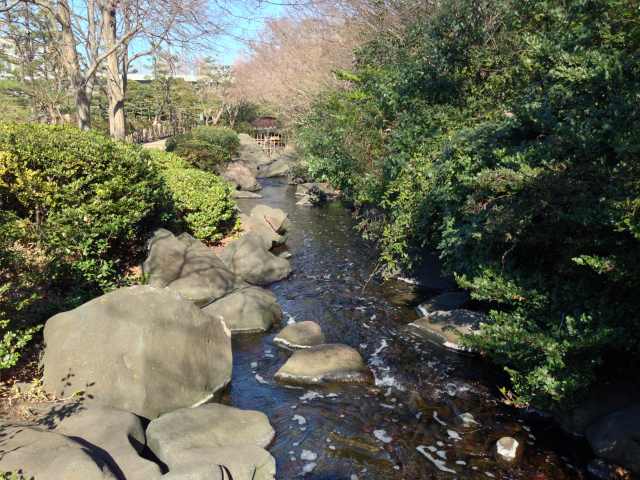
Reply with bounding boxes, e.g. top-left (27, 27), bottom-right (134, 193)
top-left (167, 126), bottom-right (240, 170)
top-left (0, 123), bottom-right (172, 368)
top-left (149, 150), bottom-right (236, 241)
top-left (298, 0), bottom-right (640, 408)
